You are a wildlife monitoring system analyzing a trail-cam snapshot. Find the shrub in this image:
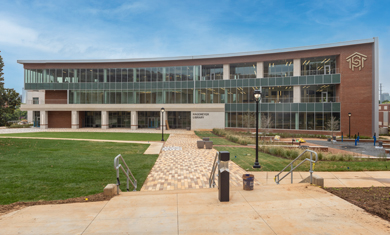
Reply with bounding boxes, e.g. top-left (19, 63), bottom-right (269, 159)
top-left (318, 152), bottom-right (323, 161)
top-left (291, 150), bottom-right (299, 159)
top-left (329, 154), bottom-right (337, 161)
top-left (213, 128), bottom-right (227, 137)
top-left (9, 123), bottom-right (33, 128)
top-left (345, 155), bottom-right (353, 161)
top-left (338, 155), bottom-right (345, 161)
